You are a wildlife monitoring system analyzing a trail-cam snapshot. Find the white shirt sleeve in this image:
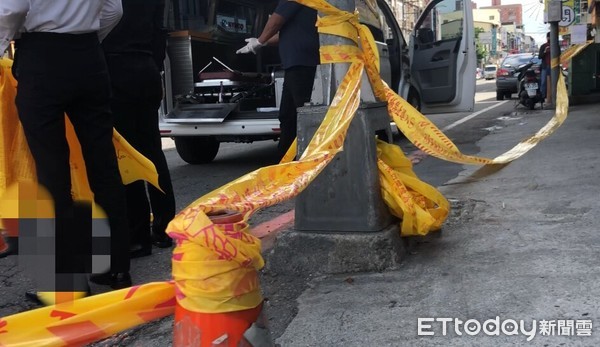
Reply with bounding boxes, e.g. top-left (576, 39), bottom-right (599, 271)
top-left (0, 0), bottom-right (30, 55)
top-left (97, 0), bottom-right (123, 42)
